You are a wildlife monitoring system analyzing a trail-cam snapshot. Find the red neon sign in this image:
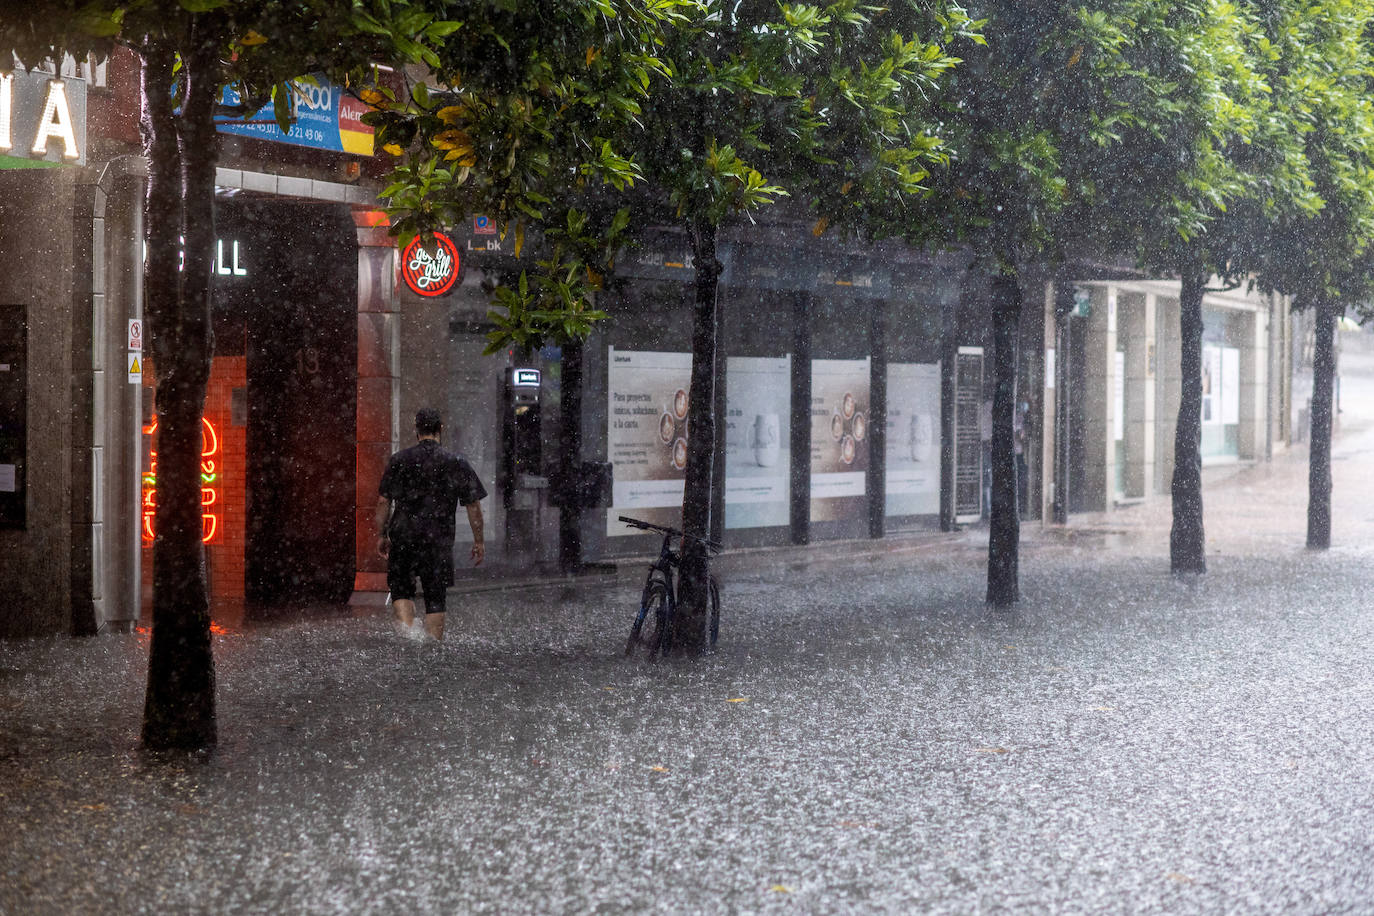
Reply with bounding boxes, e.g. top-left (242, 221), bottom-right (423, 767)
top-left (400, 232), bottom-right (460, 297)
top-left (142, 416), bottom-right (222, 544)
